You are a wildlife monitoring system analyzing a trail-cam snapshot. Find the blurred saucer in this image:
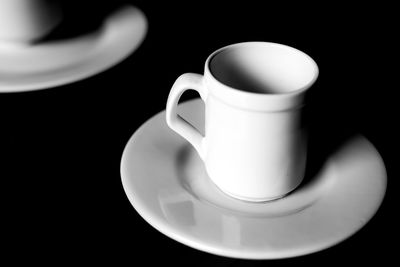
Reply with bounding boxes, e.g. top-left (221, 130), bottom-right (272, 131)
top-left (0, 5), bottom-right (147, 93)
top-left (120, 99), bottom-right (387, 259)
